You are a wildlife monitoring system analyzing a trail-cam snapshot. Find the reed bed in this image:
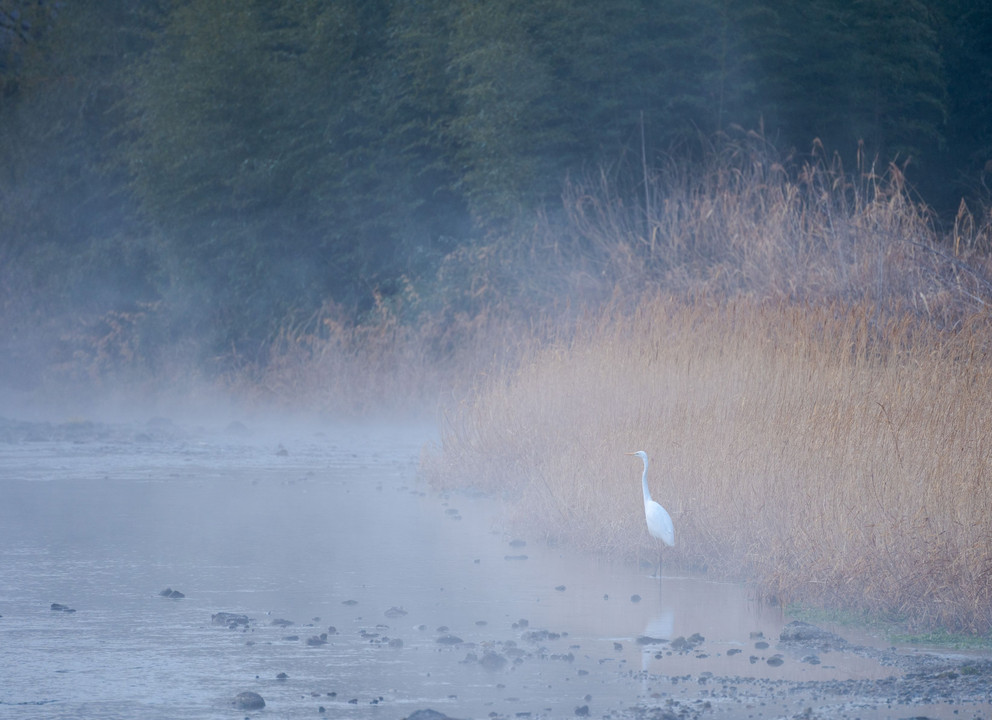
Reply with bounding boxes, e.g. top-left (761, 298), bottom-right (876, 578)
top-left (423, 297), bottom-right (992, 633)
top-left (223, 298), bottom-right (435, 417)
